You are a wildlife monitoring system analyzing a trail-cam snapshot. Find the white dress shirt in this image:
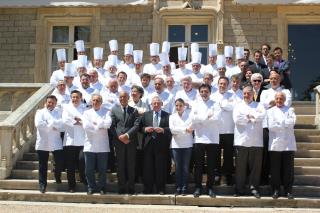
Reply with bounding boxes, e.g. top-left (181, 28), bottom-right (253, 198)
top-left (233, 101), bottom-right (266, 147)
top-left (267, 106), bottom-right (297, 151)
top-left (83, 107), bottom-right (112, 152)
top-left (35, 107), bottom-right (64, 151)
top-left (148, 90), bottom-right (175, 114)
